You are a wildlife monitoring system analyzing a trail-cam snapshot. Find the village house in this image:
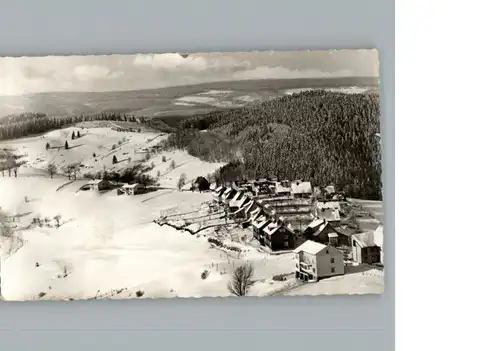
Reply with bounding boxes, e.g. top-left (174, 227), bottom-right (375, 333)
top-left (251, 215), bottom-right (272, 244)
top-left (322, 185), bottom-right (336, 200)
top-left (291, 181), bottom-right (312, 199)
top-left (262, 221), bottom-right (295, 251)
top-left (351, 226), bottom-right (384, 265)
top-left (212, 185), bottom-right (226, 201)
top-left (231, 199), bottom-right (253, 220)
top-left (251, 179), bottom-right (273, 196)
top-left (315, 201), bottom-right (341, 225)
top-left (332, 226), bottom-right (358, 247)
top-left (274, 181), bottom-right (292, 196)
top-left (229, 193), bottom-right (251, 218)
top-left (303, 218), bottom-right (337, 244)
top-left (221, 187), bottom-right (238, 205)
top-left (119, 183), bottom-right (146, 195)
top-left (243, 201), bottom-right (259, 218)
top-left (293, 240), bottom-right (345, 282)
top-left (87, 179), bottom-right (111, 191)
